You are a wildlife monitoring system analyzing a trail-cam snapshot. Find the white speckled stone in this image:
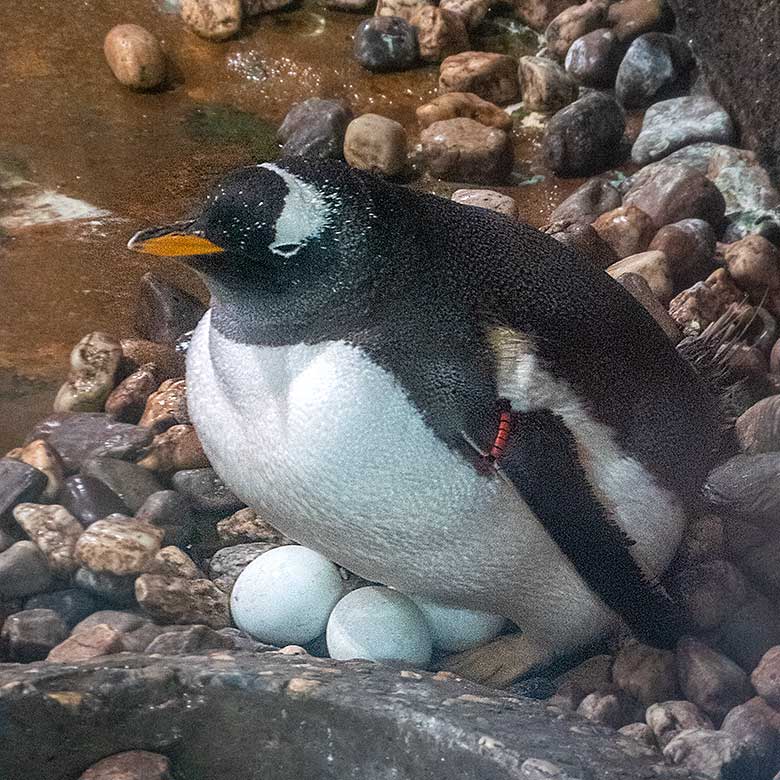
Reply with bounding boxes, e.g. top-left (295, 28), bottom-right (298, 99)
top-left (410, 595), bottom-right (506, 652)
top-left (326, 586), bottom-right (433, 667)
top-left (230, 546), bottom-right (344, 646)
